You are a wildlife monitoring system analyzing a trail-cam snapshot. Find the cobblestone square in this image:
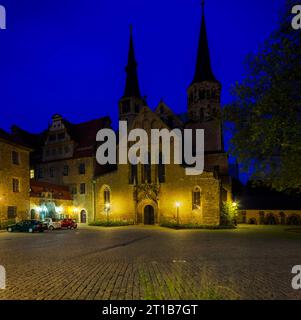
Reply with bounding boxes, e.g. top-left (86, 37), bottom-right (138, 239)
top-left (0, 225), bottom-right (301, 300)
